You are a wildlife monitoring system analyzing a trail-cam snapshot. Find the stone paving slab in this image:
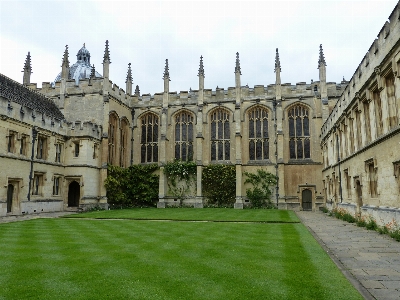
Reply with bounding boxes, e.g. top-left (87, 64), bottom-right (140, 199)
top-left (0, 211), bottom-right (76, 224)
top-left (297, 211), bottom-right (400, 300)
